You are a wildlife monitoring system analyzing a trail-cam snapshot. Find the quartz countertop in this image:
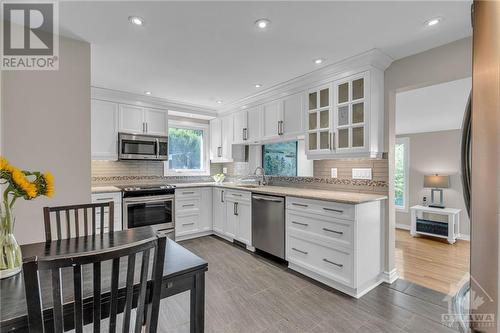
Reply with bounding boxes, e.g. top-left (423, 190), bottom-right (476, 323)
top-left (91, 182), bottom-right (387, 205)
